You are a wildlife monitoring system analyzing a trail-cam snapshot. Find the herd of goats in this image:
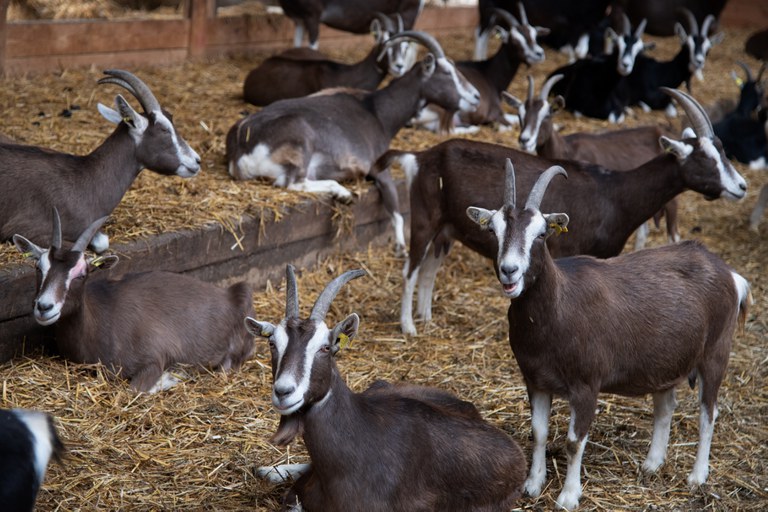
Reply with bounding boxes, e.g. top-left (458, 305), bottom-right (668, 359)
top-left (1, 0), bottom-right (766, 510)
